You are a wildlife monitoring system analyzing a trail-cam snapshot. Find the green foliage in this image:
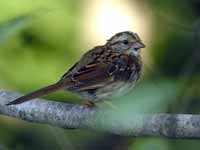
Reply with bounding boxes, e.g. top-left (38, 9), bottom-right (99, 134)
top-left (0, 15), bottom-right (30, 44)
top-left (130, 138), bottom-right (169, 150)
